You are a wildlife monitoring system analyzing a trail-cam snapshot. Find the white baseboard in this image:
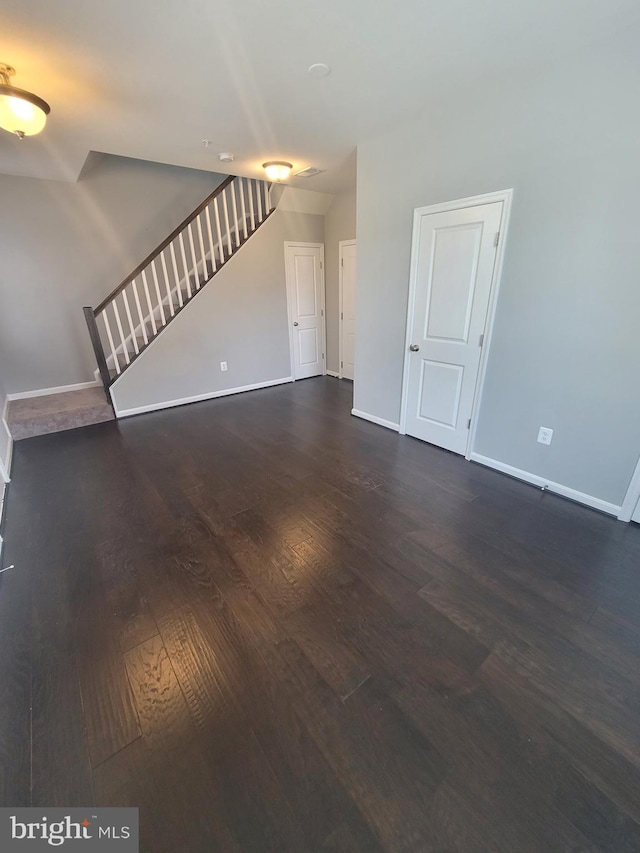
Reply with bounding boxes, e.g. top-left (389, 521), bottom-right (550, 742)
top-left (113, 376), bottom-right (294, 418)
top-left (351, 408), bottom-right (400, 432)
top-left (470, 452), bottom-right (622, 517)
top-left (326, 370), bottom-right (340, 378)
top-left (7, 380), bottom-right (101, 401)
